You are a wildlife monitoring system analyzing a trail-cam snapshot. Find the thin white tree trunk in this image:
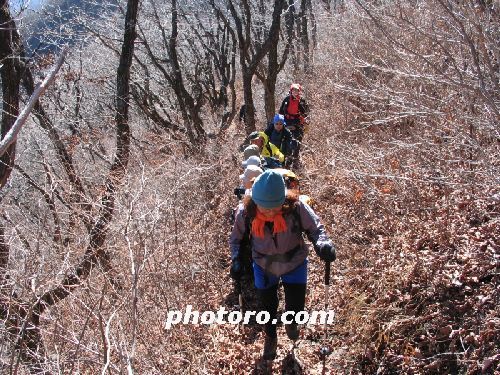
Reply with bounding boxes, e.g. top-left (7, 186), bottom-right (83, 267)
top-left (0, 47), bottom-right (67, 157)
